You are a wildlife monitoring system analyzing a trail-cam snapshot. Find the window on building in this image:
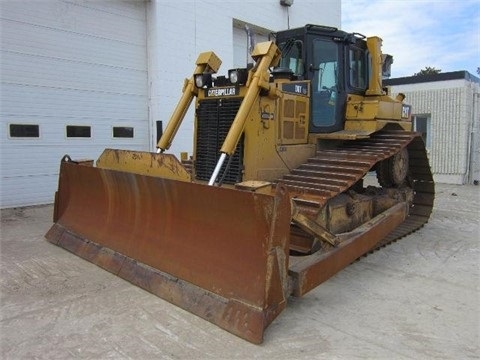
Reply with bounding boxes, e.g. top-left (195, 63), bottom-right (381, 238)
top-left (66, 125), bottom-right (91, 138)
top-left (113, 126), bottom-right (134, 138)
top-left (413, 115), bottom-right (431, 149)
top-left (9, 124), bottom-right (40, 138)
